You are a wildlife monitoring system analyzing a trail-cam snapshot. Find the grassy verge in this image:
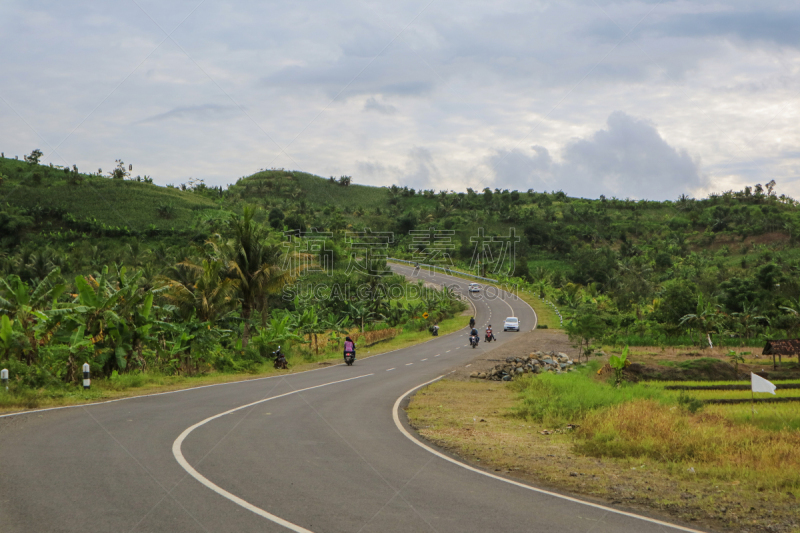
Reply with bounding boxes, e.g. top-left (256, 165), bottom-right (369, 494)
top-left (0, 314), bottom-right (466, 414)
top-left (406, 370), bottom-right (800, 532)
